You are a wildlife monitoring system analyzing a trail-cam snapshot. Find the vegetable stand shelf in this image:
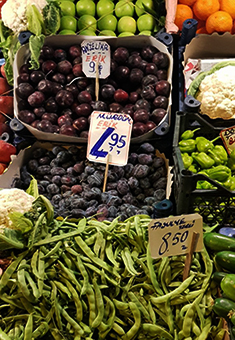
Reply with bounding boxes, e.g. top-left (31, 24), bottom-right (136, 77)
top-left (172, 111), bottom-right (235, 227)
